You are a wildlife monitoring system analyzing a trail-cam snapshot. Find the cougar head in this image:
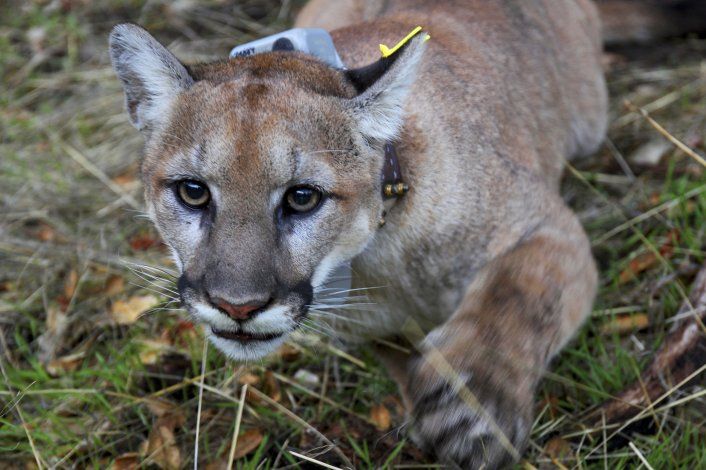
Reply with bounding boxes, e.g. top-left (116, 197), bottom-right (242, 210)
top-left (109, 24), bottom-right (426, 359)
